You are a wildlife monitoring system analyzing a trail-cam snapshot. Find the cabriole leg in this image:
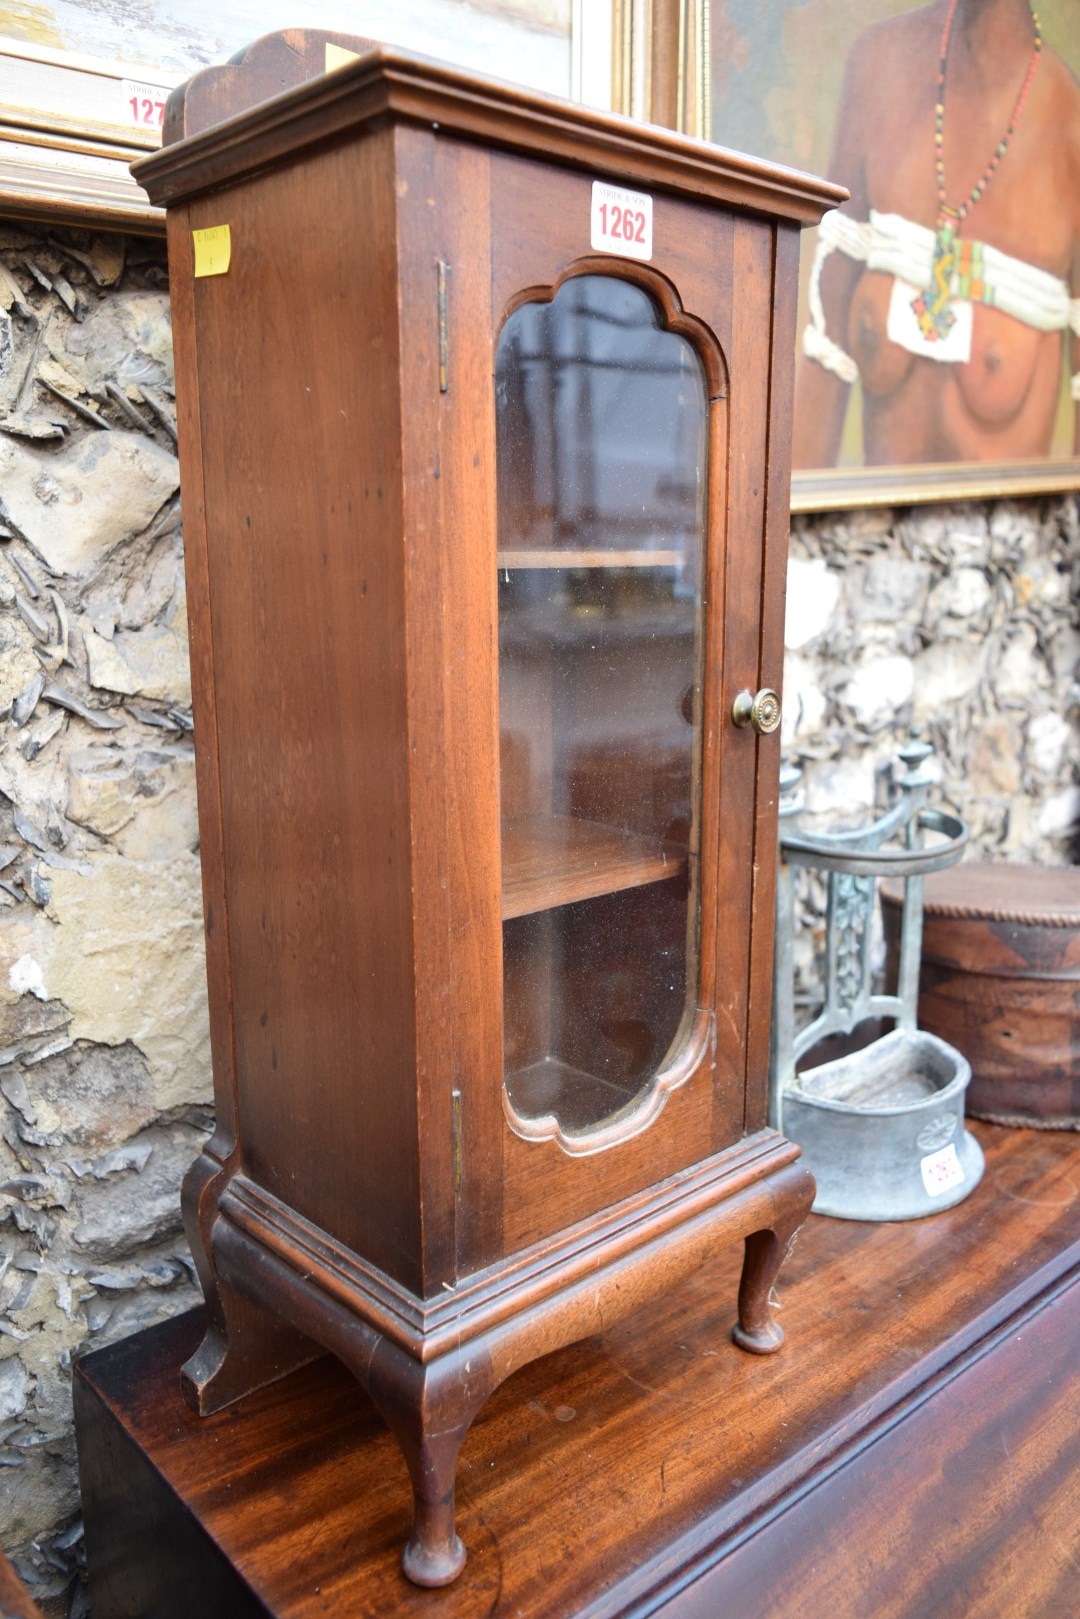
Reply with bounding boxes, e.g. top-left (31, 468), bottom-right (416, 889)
top-left (731, 1163), bottom-right (815, 1355)
top-left (180, 1153), bottom-right (318, 1415)
top-left (364, 1338), bottom-right (495, 1588)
